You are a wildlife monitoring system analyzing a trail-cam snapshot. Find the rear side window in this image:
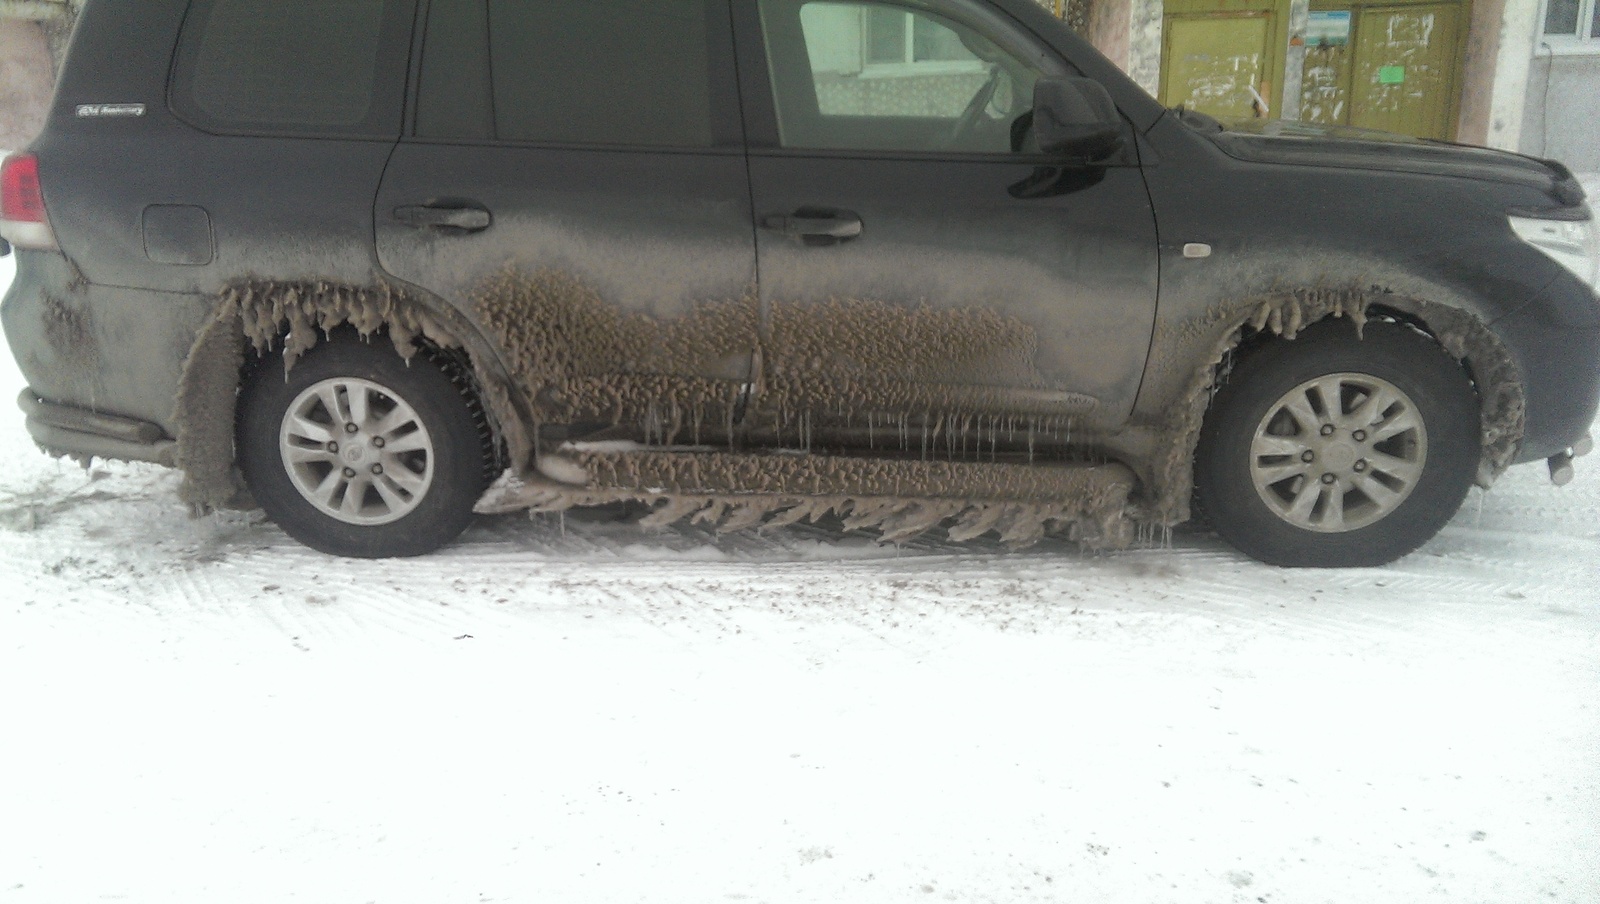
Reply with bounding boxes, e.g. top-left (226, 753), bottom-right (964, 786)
top-left (418, 0), bottom-right (717, 148)
top-left (172, 0), bottom-right (411, 135)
